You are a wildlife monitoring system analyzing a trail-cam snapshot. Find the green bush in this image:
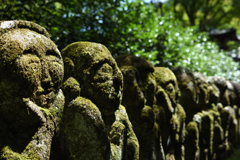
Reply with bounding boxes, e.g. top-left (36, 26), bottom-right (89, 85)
top-left (158, 12), bottom-right (240, 82)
